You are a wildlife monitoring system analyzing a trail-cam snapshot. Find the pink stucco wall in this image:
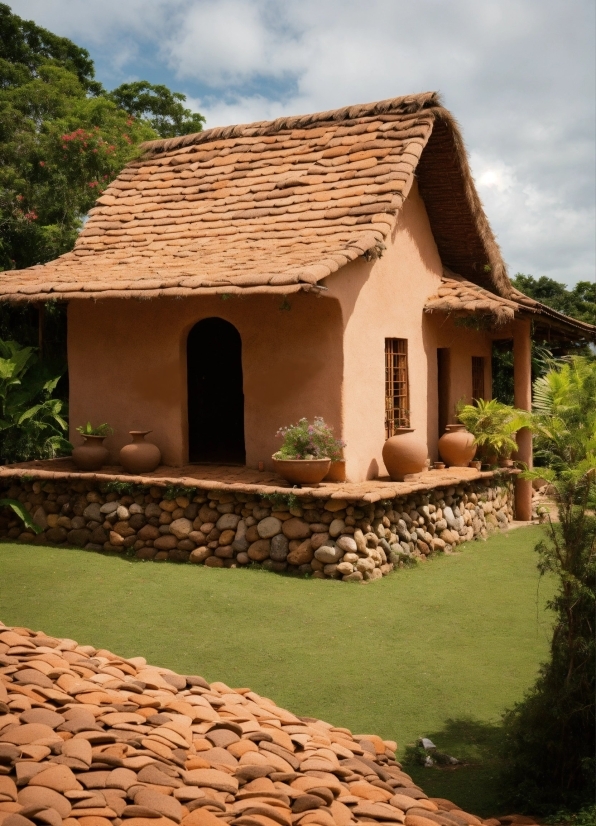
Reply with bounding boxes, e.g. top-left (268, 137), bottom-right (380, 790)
top-left (68, 292), bottom-right (343, 468)
top-left (67, 180), bottom-right (498, 481)
top-left (324, 180), bottom-right (494, 480)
